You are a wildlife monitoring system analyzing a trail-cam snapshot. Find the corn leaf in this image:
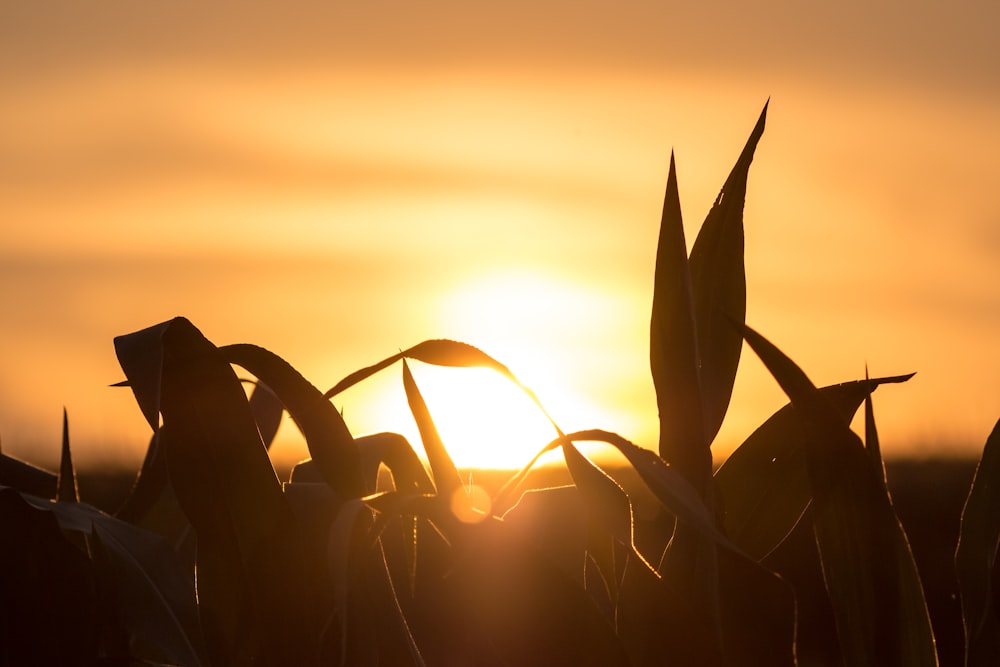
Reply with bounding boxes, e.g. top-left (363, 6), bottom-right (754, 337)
top-left (325, 339), bottom-right (560, 431)
top-left (715, 373), bottom-right (914, 560)
top-left (223, 343), bottom-right (364, 499)
top-left (56, 408), bottom-right (79, 503)
top-left (562, 441), bottom-right (658, 585)
top-left (956, 418), bottom-right (1000, 667)
top-left (650, 151), bottom-right (710, 489)
top-left (741, 323), bottom-right (937, 667)
top-left (401, 360), bottom-right (463, 502)
top-left (115, 317), bottom-right (314, 665)
top-left (688, 102), bottom-right (767, 446)
top-left (114, 319), bottom-right (170, 431)
top-left (554, 430), bottom-right (729, 547)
